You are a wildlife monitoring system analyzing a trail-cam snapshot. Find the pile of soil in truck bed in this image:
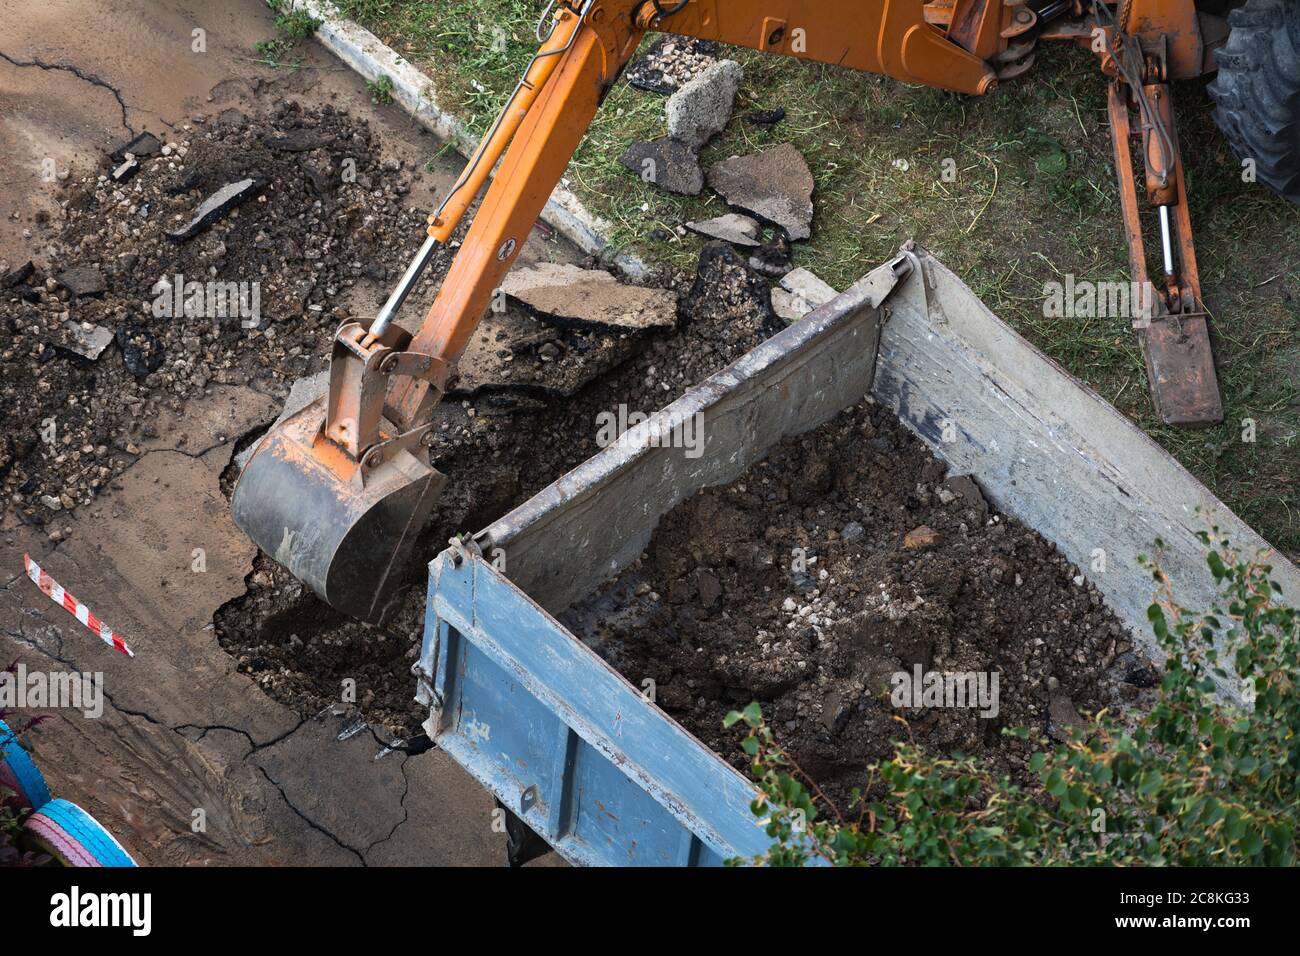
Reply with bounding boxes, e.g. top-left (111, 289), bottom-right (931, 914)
top-left (564, 399), bottom-right (1159, 805)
